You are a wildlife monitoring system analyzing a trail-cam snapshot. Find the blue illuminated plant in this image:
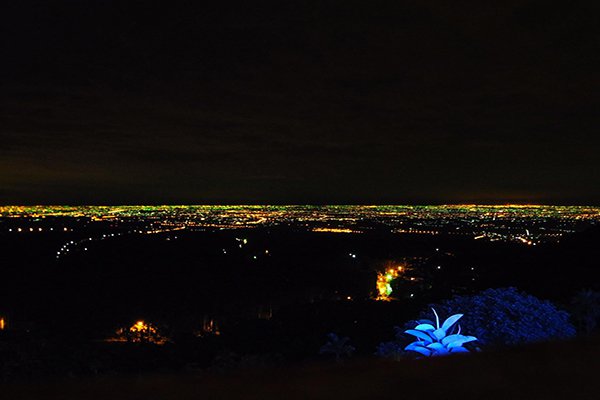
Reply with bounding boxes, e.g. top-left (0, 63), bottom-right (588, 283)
top-left (404, 308), bottom-right (478, 357)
